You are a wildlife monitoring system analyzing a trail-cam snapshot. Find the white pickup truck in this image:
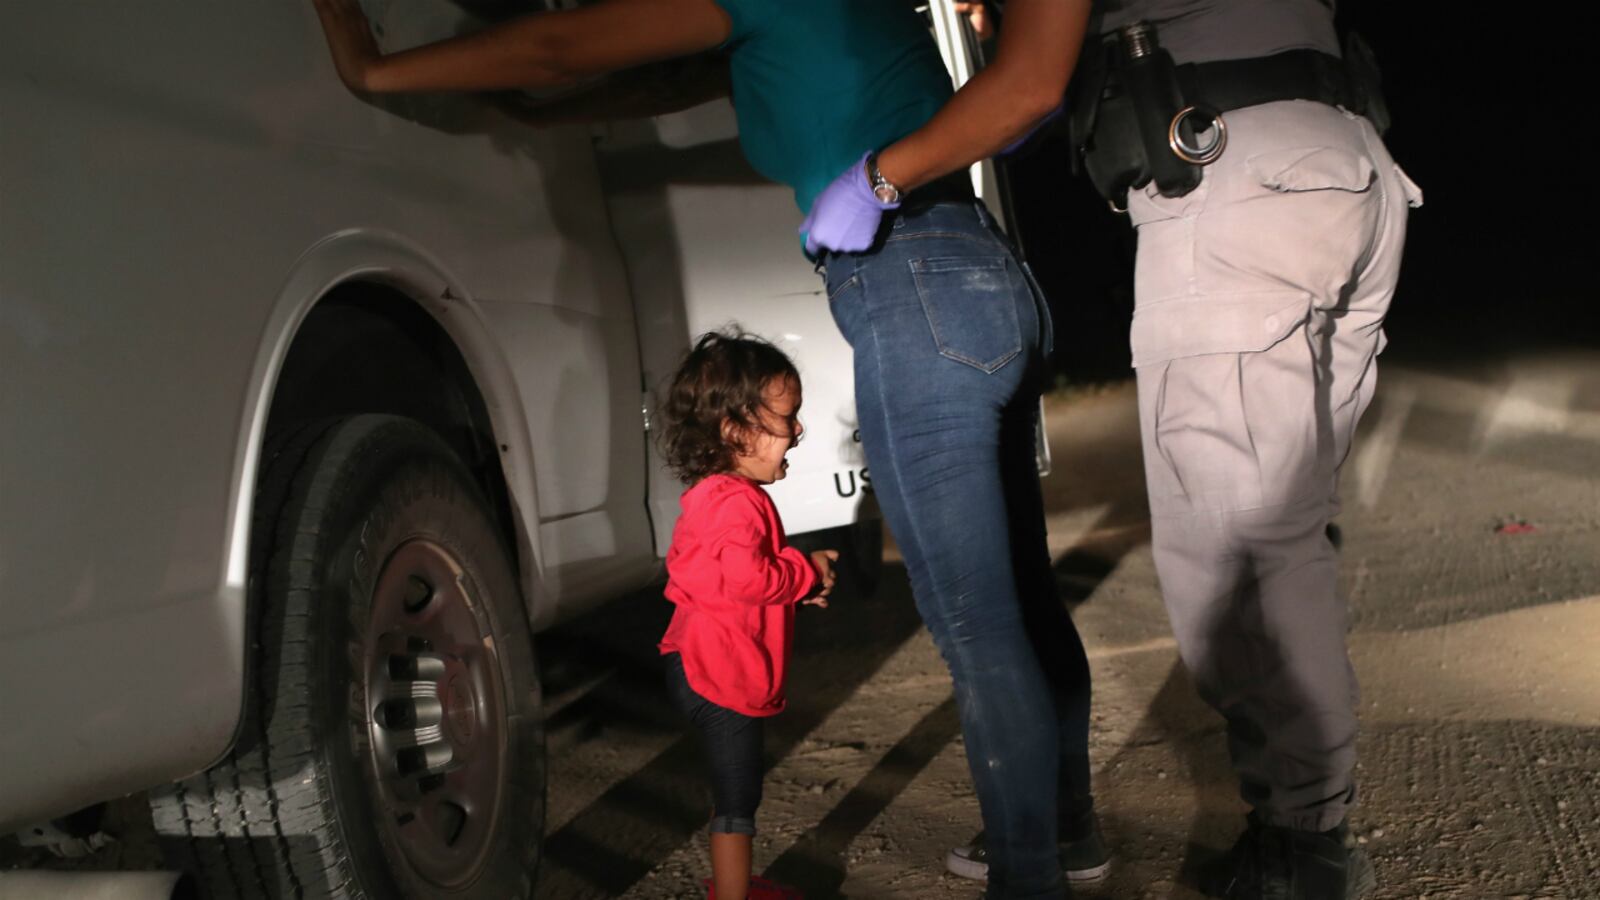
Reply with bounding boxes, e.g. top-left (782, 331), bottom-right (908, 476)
top-left (0, 2), bottom-right (1002, 897)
